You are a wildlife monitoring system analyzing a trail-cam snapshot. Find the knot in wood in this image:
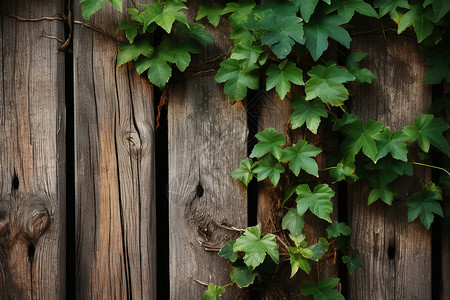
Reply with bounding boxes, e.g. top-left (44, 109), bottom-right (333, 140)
top-left (25, 206), bottom-right (50, 242)
top-left (123, 131), bottom-right (142, 155)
